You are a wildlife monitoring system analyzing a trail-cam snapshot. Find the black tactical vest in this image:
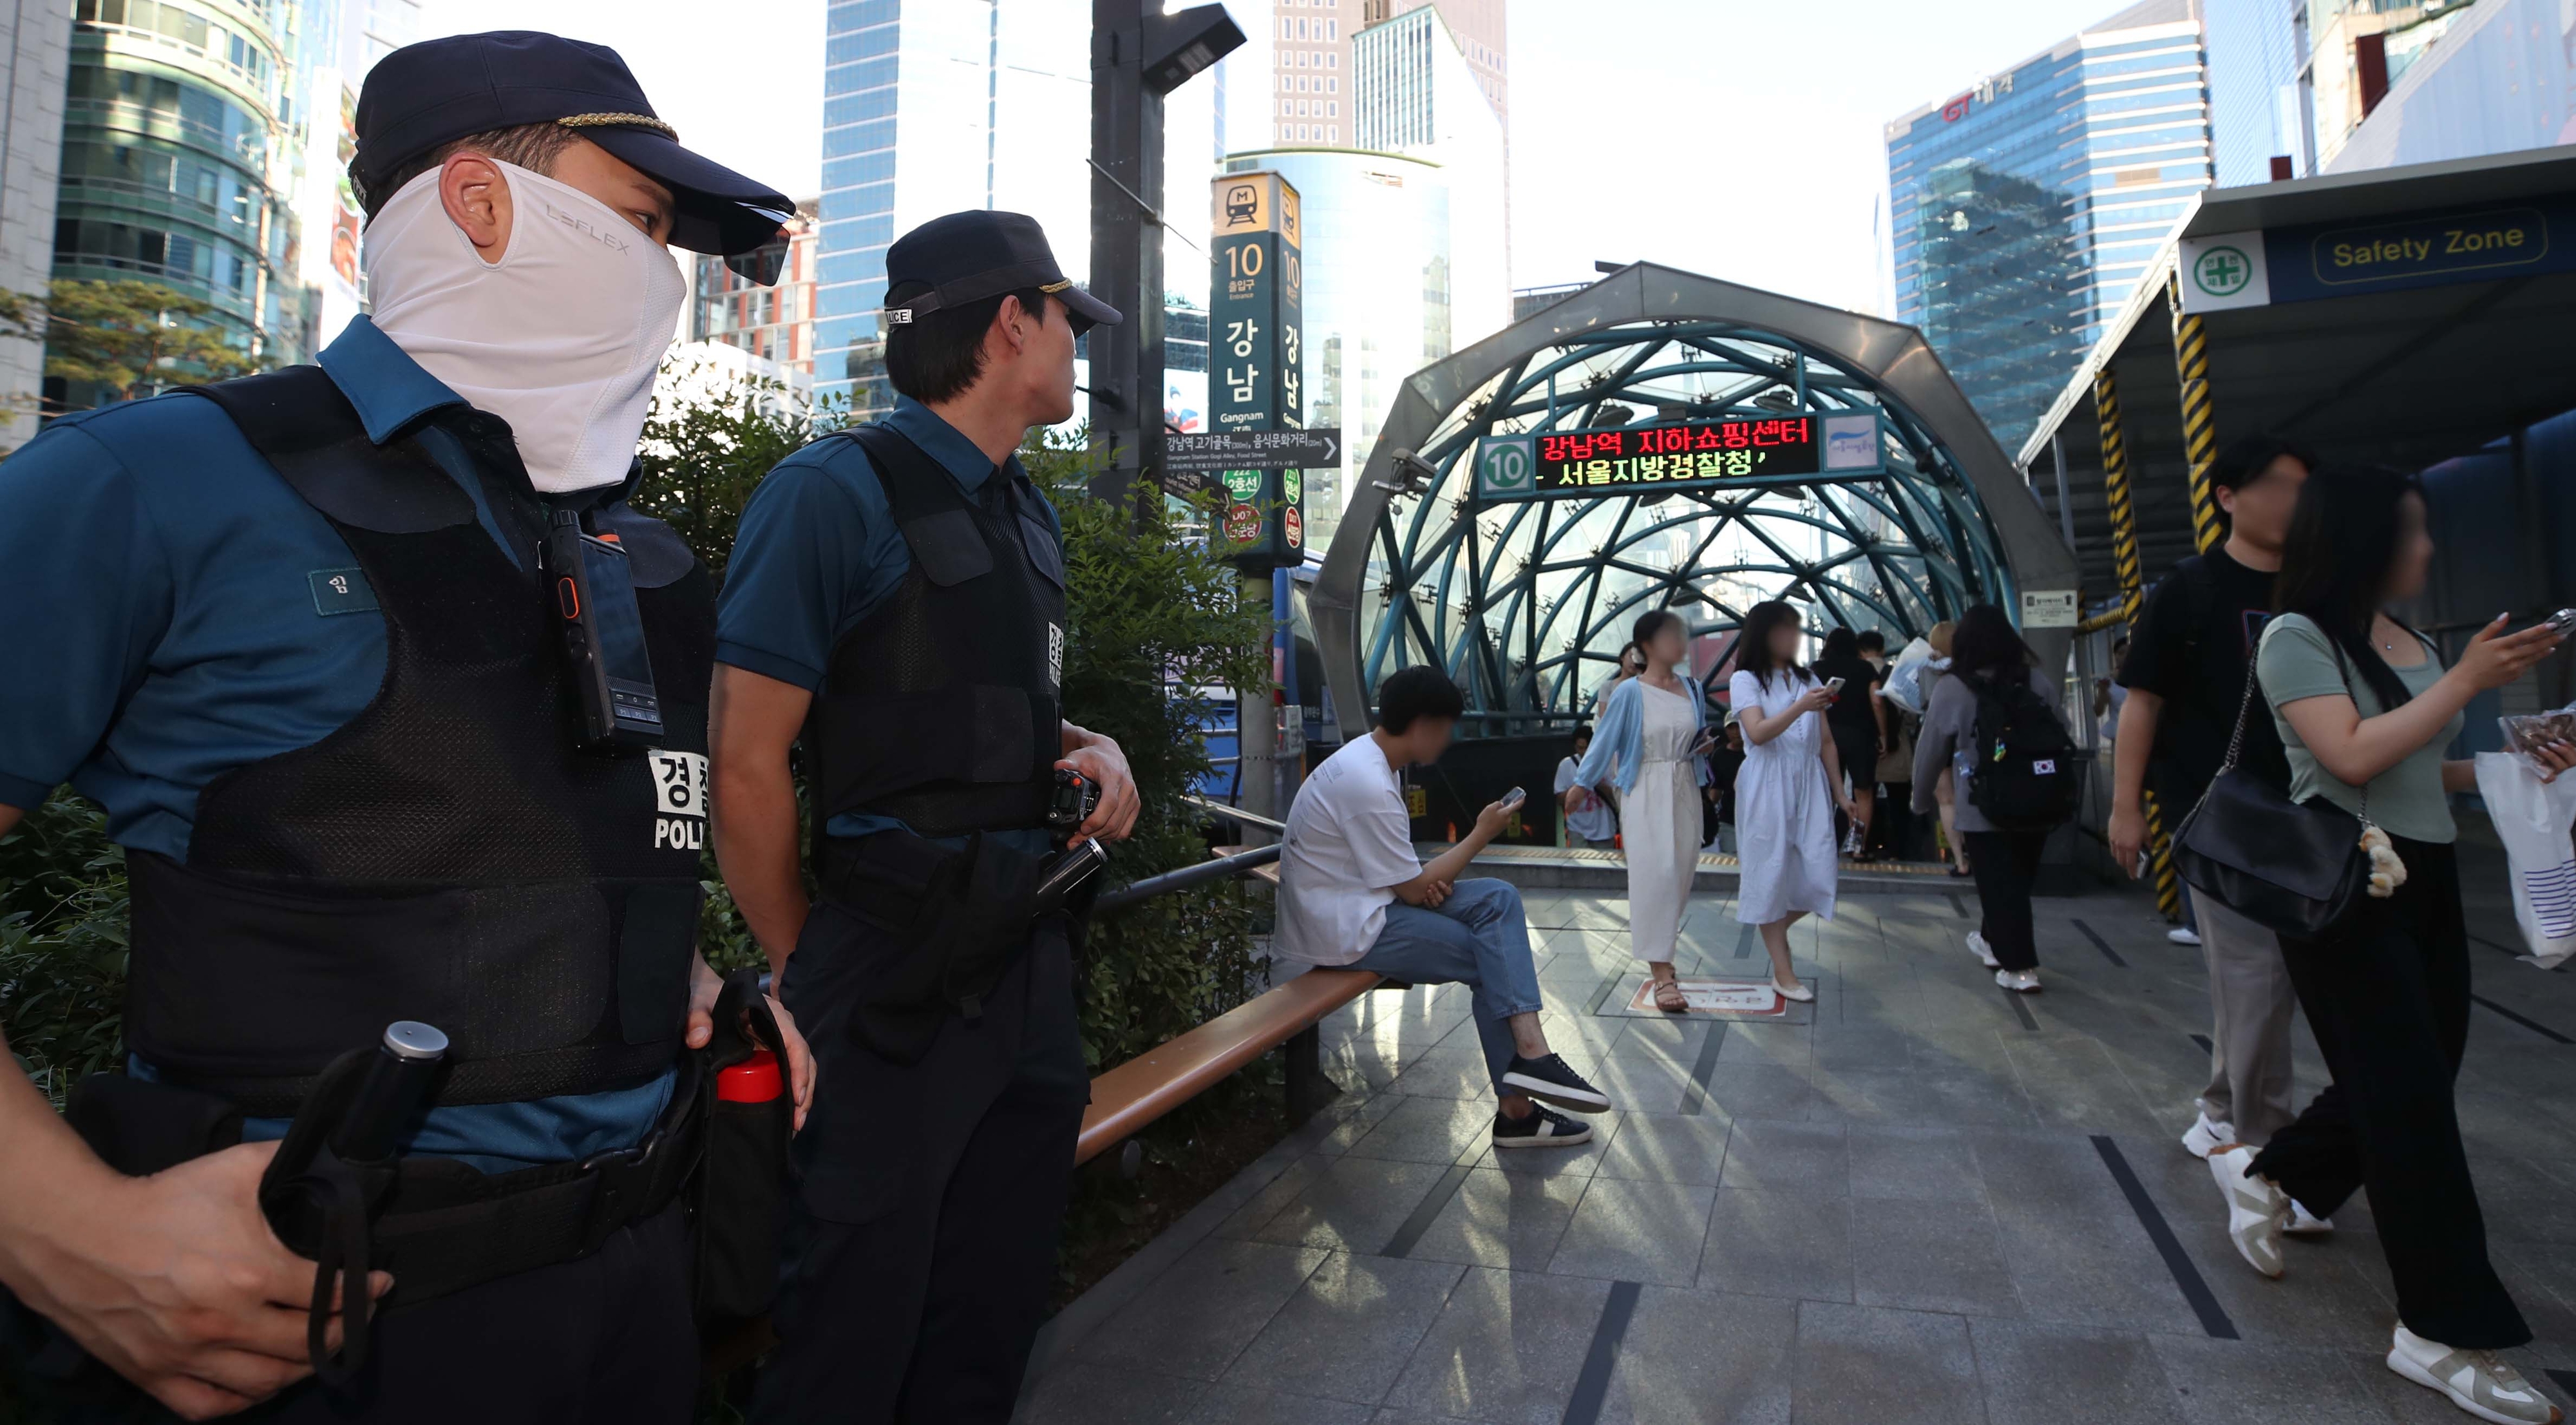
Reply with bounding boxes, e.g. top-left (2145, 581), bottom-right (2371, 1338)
top-left (124, 367), bottom-right (714, 1116)
top-left (804, 422), bottom-right (1066, 844)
